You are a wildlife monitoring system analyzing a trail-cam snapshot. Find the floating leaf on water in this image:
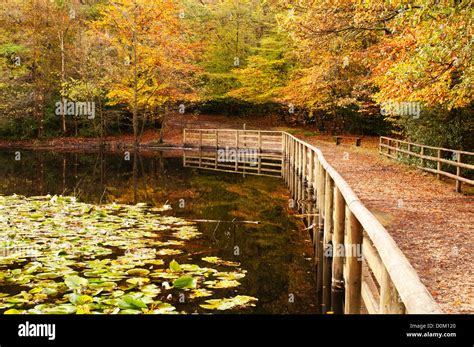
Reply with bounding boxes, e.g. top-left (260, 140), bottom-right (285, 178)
top-left (201, 257), bottom-right (240, 267)
top-left (189, 289), bottom-right (213, 299)
top-left (169, 260), bottom-right (182, 272)
top-left (144, 259), bottom-right (165, 266)
top-left (126, 268), bottom-right (150, 277)
top-left (172, 226), bottom-right (201, 240)
top-left (66, 293), bottom-right (93, 305)
top-left (173, 276), bottom-right (197, 289)
top-left (119, 309), bottom-right (142, 314)
top-left (147, 302), bottom-right (176, 314)
top-left (4, 308), bottom-right (24, 314)
top-left (200, 296), bottom-right (258, 310)
top-left (126, 277), bottom-right (150, 286)
top-left (180, 264), bottom-right (217, 275)
top-left (214, 271), bottom-right (246, 281)
top-left (36, 272), bottom-right (63, 280)
top-left (204, 280), bottom-right (240, 289)
top-left (141, 284), bottom-right (161, 297)
top-left (88, 281), bottom-right (117, 290)
top-left (157, 249), bottom-right (182, 256)
top-left (64, 275), bottom-right (89, 291)
top-left (32, 304), bottom-right (77, 314)
top-left (118, 296), bottom-right (147, 310)
top-left (149, 271), bottom-right (179, 279)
